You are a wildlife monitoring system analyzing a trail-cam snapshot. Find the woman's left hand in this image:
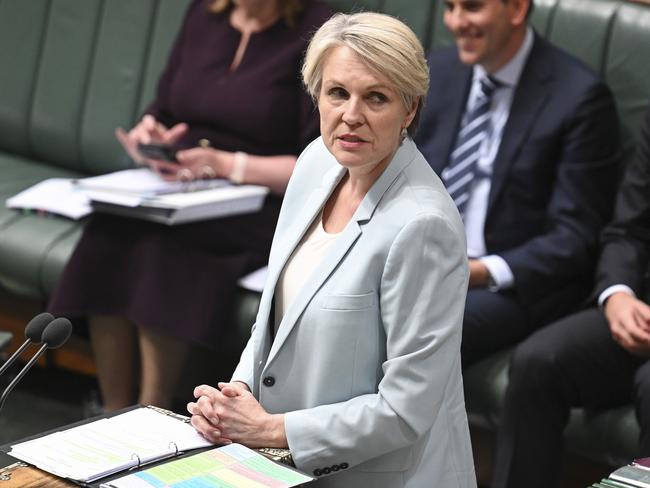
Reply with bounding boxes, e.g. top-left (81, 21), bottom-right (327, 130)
top-left (187, 383), bottom-right (287, 448)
